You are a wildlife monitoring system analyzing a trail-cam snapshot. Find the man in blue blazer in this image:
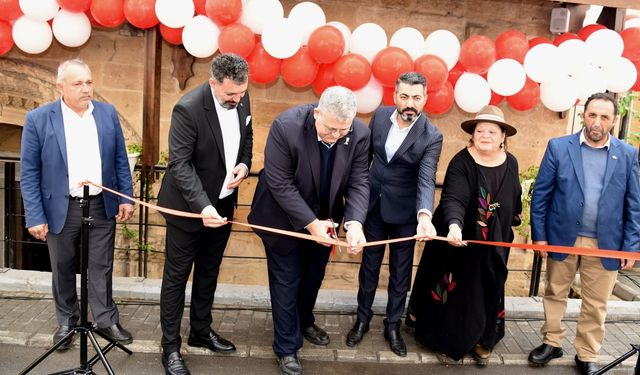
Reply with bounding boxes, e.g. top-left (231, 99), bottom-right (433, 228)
top-left (528, 92), bottom-right (640, 375)
top-left (20, 59), bottom-right (134, 350)
top-left (346, 72), bottom-right (442, 356)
